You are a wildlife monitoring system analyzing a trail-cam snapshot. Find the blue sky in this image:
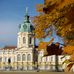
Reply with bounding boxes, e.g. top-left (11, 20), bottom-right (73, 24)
top-left (0, 0), bottom-right (63, 47)
top-left (0, 0), bottom-right (44, 47)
